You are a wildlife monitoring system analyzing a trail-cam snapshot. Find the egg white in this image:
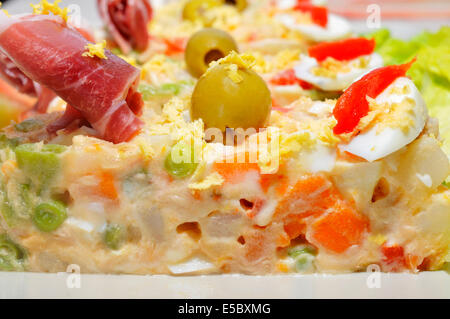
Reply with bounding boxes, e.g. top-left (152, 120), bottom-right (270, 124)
top-left (293, 53), bottom-right (383, 91)
top-left (340, 77), bottom-right (428, 162)
top-left (275, 12), bottom-right (351, 42)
